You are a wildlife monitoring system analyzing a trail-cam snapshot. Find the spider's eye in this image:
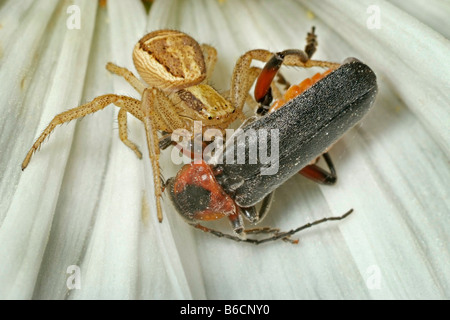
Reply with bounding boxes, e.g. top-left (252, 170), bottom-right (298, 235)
top-left (208, 116), bottom-right (213, 120)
